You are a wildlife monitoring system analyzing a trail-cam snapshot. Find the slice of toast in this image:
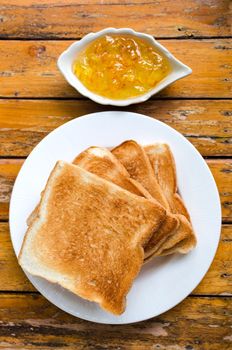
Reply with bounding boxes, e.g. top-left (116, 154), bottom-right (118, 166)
top-left (112, 140), bottom-right (196, 258)
top-left (74, 146), bottom-right (177, 258)
top-left (145, 143), bottom-right (196, 255)
top-left (145, 143), bottom-right (190, 220)
top-left (112, 141), bottom-right (180, 257)
top-left (112, 140), bottom-right (169, 209)
top-left (19, 161), bottom-right (165, 315)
